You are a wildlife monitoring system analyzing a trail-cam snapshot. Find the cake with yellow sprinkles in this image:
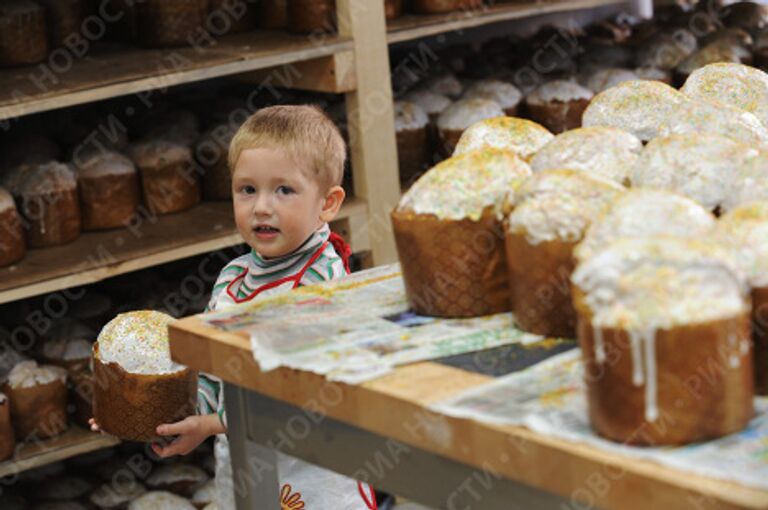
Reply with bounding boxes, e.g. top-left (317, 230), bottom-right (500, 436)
top-left (92, 311), bottom-right (197, 442)
top-left (582, 80), bottom-right (685, 142)
top-left (575, 189), bottom-right (716, 263)
top-left (452, 117), bottom-right (553, 160)
top-left (572, 237), bottom-right (754, 445)
top-left (681, 63), bottom-right (768, 129)
top-left (392, 148), bottom-right (531, 317)
top-left (529, 126), bottom-right (642, 185)
top-left (630, 133), bottom-right (758, 214)
top-left (715, 202), bottom-right (768, 395)
top-left (505, 169), bottom-right (624, 337)
top-left (436, 98), bottom-right (504, 156)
